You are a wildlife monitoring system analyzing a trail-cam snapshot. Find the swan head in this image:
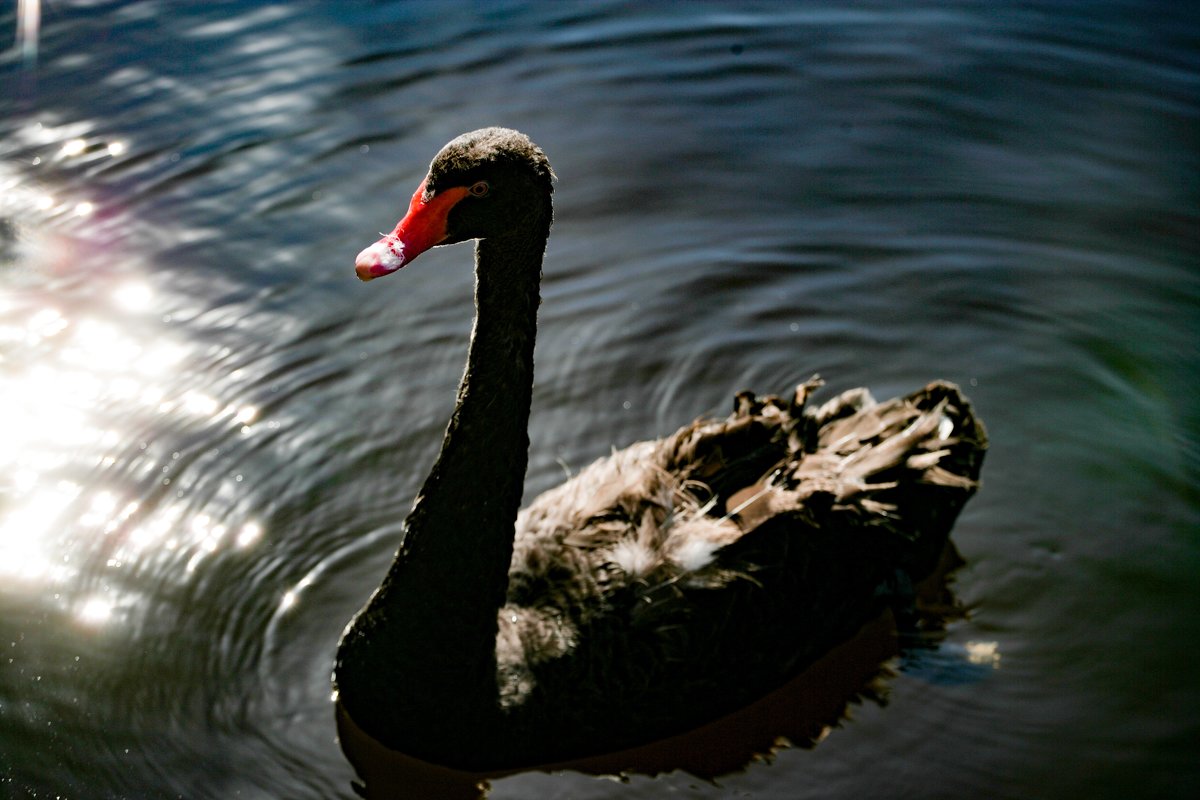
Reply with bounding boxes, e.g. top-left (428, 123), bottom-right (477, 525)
top-left (356, 127), bottom-right (554, 281)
